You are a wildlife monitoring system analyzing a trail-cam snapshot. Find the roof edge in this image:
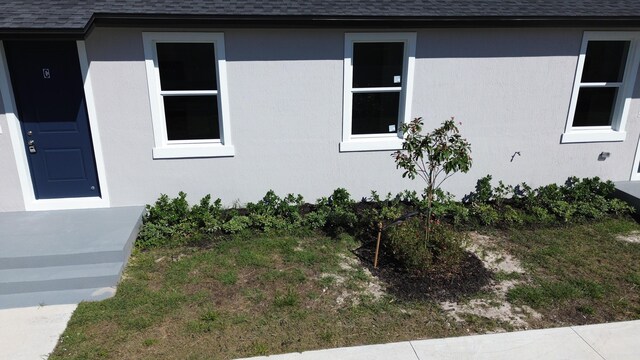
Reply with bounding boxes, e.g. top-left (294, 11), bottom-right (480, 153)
top-left (91, 14), bottom-right (640, 28)
top-left (2, 14), bottom-right (640, 38)
top-left (0, 28), bottom-right (86, 39)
